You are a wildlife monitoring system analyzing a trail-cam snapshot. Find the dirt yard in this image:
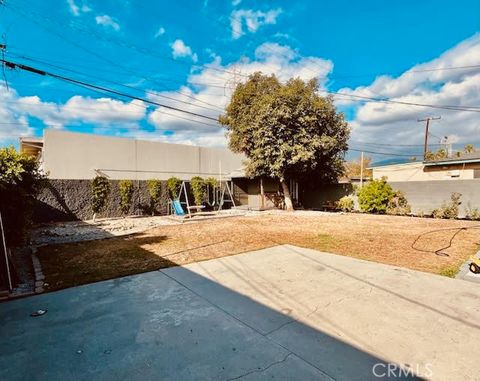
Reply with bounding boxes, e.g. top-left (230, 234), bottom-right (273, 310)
top-left (37, 212), bottom-right (480, 291)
